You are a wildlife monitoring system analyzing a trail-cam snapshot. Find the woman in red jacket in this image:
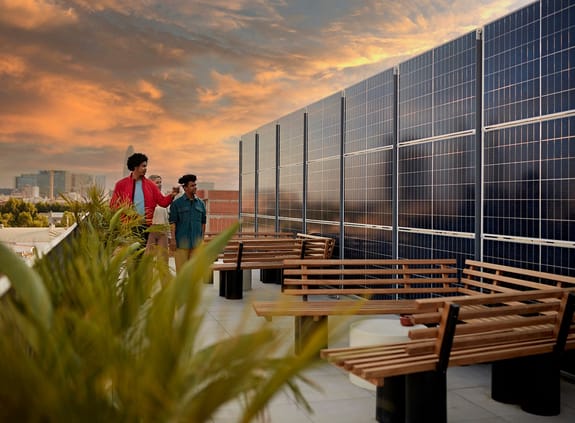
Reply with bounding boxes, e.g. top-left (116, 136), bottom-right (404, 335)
top-left (110, 152), bottom-right (178, 241)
